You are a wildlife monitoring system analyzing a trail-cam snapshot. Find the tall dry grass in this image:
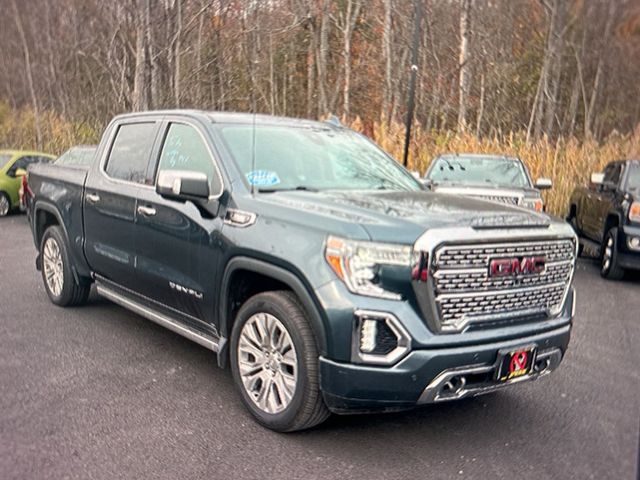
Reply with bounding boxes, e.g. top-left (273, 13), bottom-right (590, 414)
top-left (2, 103), bottom-right (638, 217)
top-left (0, 103), bottom-right (100, 156)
